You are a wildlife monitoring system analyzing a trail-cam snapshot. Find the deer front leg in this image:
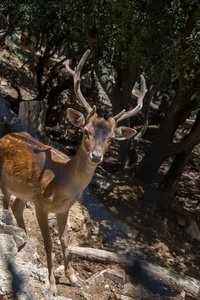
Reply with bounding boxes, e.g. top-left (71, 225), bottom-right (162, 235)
top-left (35, 206), bottom-right (57, 295)
top-left (56, 211), bottom-right (81, 287)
